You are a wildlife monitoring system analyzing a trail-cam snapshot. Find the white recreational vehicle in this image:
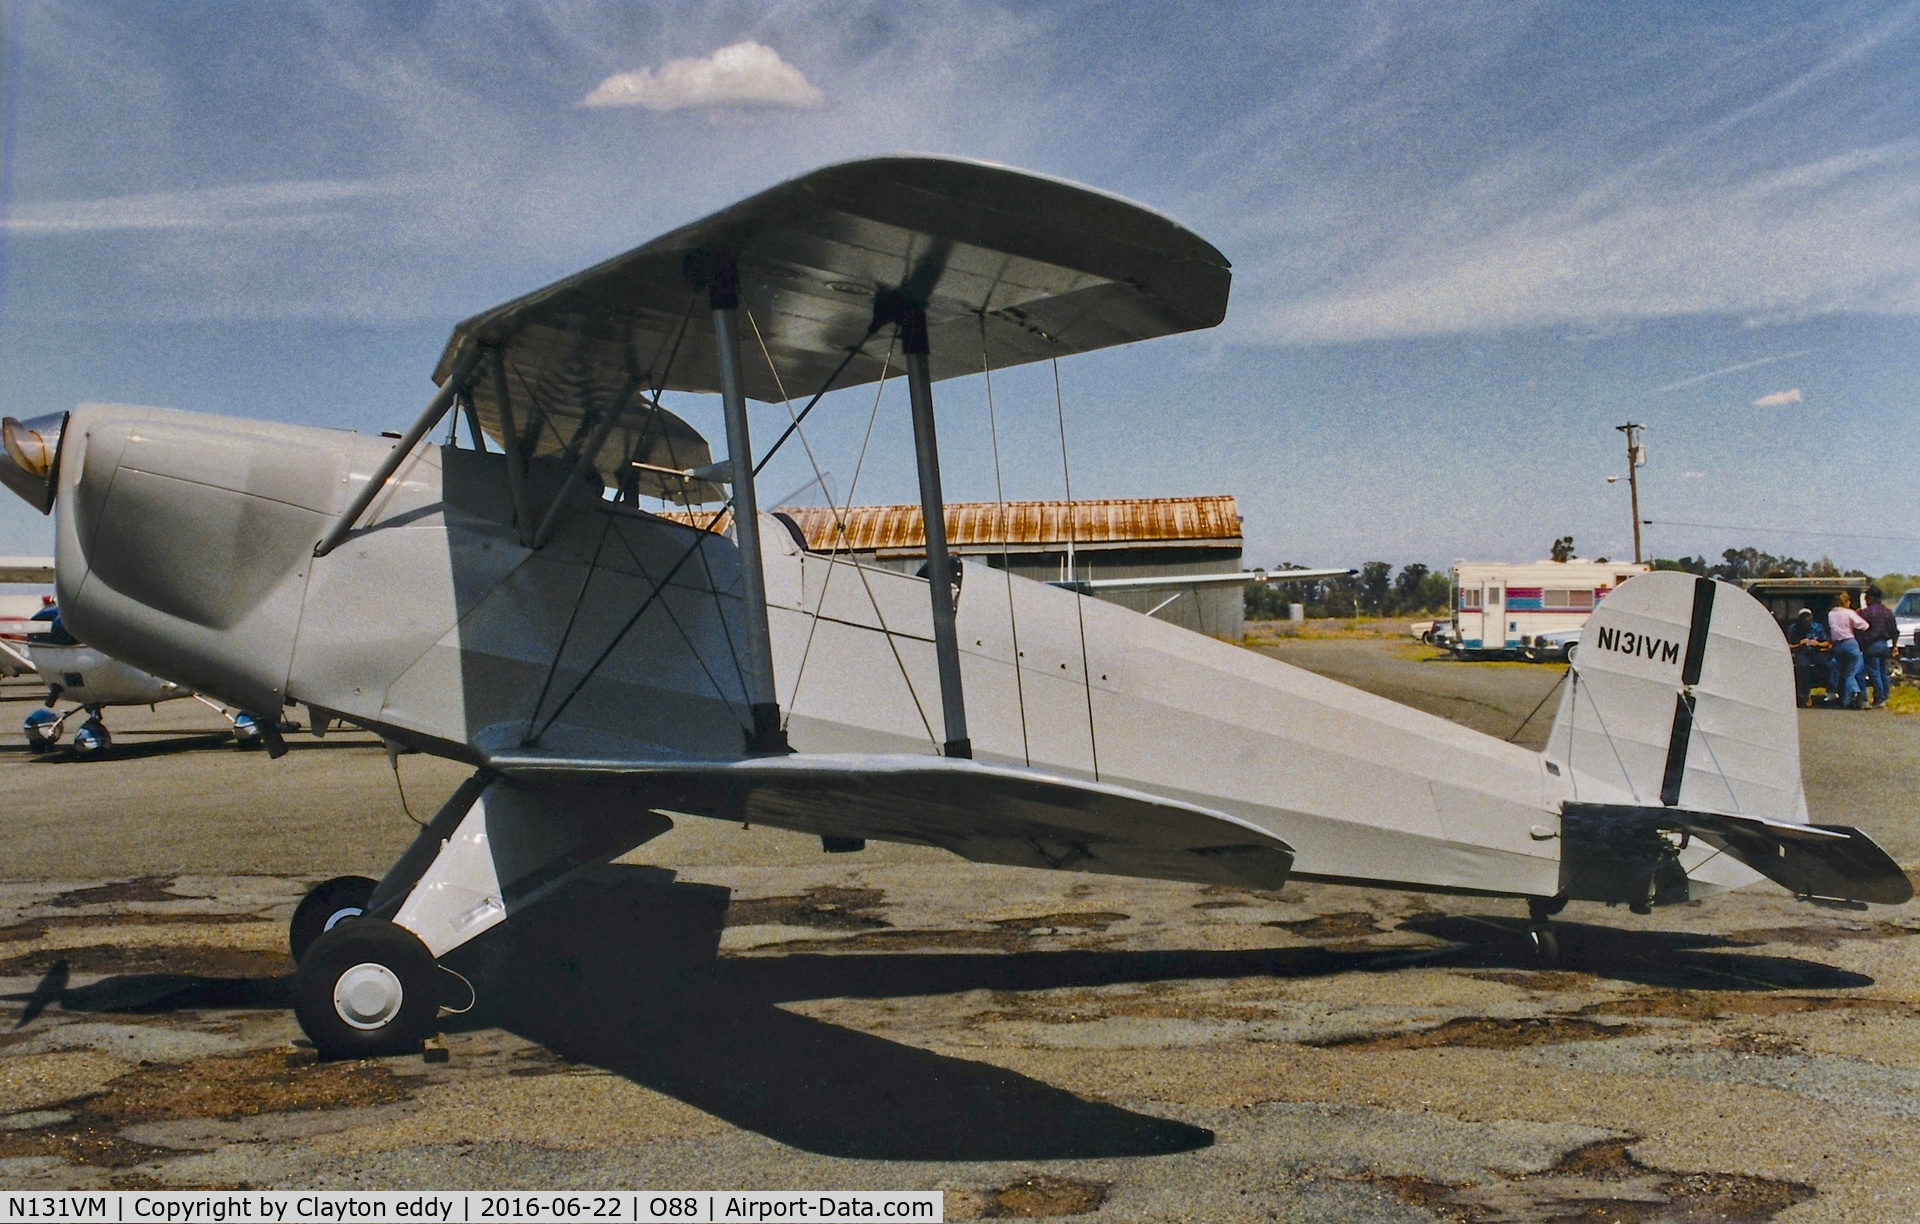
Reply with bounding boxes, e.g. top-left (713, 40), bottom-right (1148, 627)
top-left (1448, 559), bottom-right (1649, 660)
